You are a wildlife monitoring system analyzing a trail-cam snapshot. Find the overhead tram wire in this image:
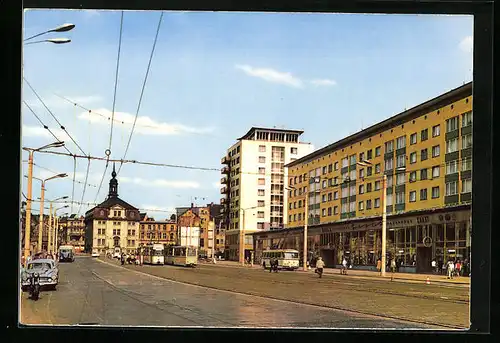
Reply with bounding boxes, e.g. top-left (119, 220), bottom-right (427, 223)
top-left (94, 10), bottom-right (124, 204)
top-left (117, 11), bottom-right (164, 176)
top-left (29, 162), bottom-right (97, 188)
